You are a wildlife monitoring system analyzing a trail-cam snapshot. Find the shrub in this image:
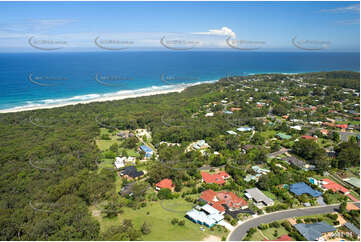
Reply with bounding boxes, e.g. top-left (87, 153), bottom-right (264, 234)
top-left (171, 218), bottom-right (179, 225)
top-left (270, 221), bottom-right (280, 228)
top-left (178, 220), bottom-right (185, 226)
top-left (304, 218), bottom-right (312, 223)
top-left (258, 224), bottom-right (268, 230)
top-left (158, 188), bottom-right (173, 200)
